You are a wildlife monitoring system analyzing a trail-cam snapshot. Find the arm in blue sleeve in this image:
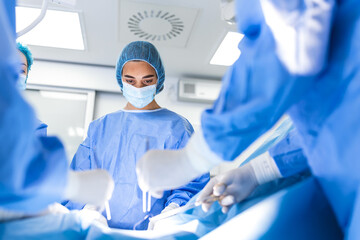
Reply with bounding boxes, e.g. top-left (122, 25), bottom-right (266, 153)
top-left (0, 3), bottom-right (68, 214)
top-left (166, 173), bottom-right (210, 207)
top-left (70, 135), bottom-right (92, 171)
top-left (201, 0), bottom-right (334, 162)
top-left (201, 14), bottom-right (315, 162)
top-left (35, 121), bottom-right (48, 137)
top-left (348, 187), bottom-right (360, 239)
top-left (269, 129), bottom-right (309, 177)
